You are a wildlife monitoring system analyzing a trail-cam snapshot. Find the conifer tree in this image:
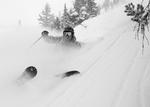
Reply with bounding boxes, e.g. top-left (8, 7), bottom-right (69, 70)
top-left (72, 0), bottom-right (99, 24)
top-left (61, 4), bottom-right (76, 28)
top-left (74, 0), bottom-right (86, 13)
top-left (38, 3), bottom-right (55, 28)
top-left (52, 17), bottom-right (62, 31)
top-left (85, 0), bottom-right (99, 17)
